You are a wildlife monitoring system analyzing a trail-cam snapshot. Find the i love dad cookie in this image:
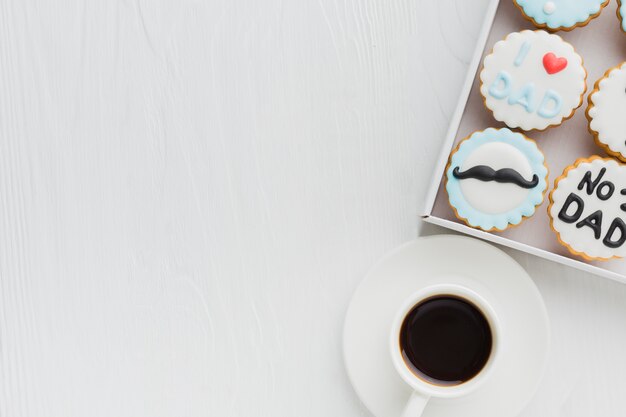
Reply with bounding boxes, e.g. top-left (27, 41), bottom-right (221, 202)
top-left (446, 128), bottom-right (548, 232)
top-left (514, 0), bottom-right (609, 31)
top-left (549, 157), bottom-right (626, 260)
top-left (480, 30), bottom-right (586, 131)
